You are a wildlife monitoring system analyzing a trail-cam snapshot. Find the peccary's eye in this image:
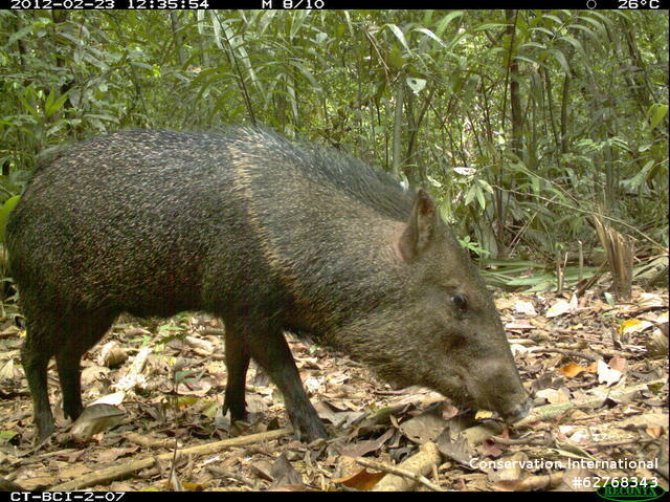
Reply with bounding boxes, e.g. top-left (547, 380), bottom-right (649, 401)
top-left (451, 294), bottom-right (468, 311)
